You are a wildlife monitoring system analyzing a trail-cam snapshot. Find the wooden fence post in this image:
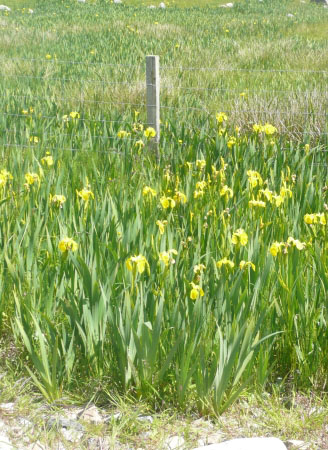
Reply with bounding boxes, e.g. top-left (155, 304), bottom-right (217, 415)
top-left (146, 55), bottom-right (160, 157)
